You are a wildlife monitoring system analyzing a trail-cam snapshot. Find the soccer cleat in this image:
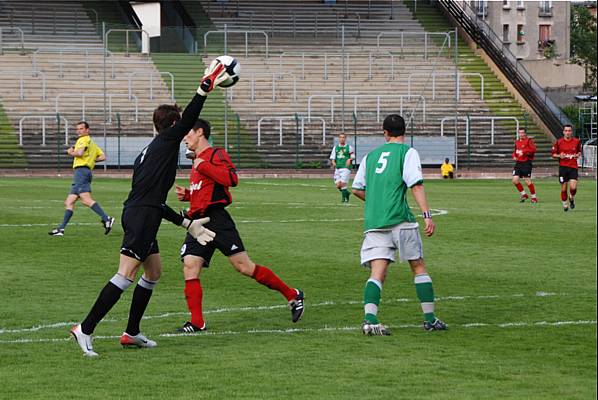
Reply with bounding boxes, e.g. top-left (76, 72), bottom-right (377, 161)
top-left (569, 198), bottom-right (575, 209)
top-left (102, 216), bottom-right (115, 235)
top-left (423, 318), bottom-right (448, 331)
top-left (48, 228), bottom-right (64, 236)
top-left (288, 290), bottom-right (305, 323)
top-left (70, 324), bottom-right (98, 357)
top-left (563, 205), bottom-right (569, 212)
top-left (519, 193), bottom-right (529, 203)
top-left (362, 320), bottom-right (391, 336)
top-left (530, 197), bottom-right (538, 204)
top-left (120, 332), bottom-right (157, 348)
top-left (177, 321), bottom-right (207, 333)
